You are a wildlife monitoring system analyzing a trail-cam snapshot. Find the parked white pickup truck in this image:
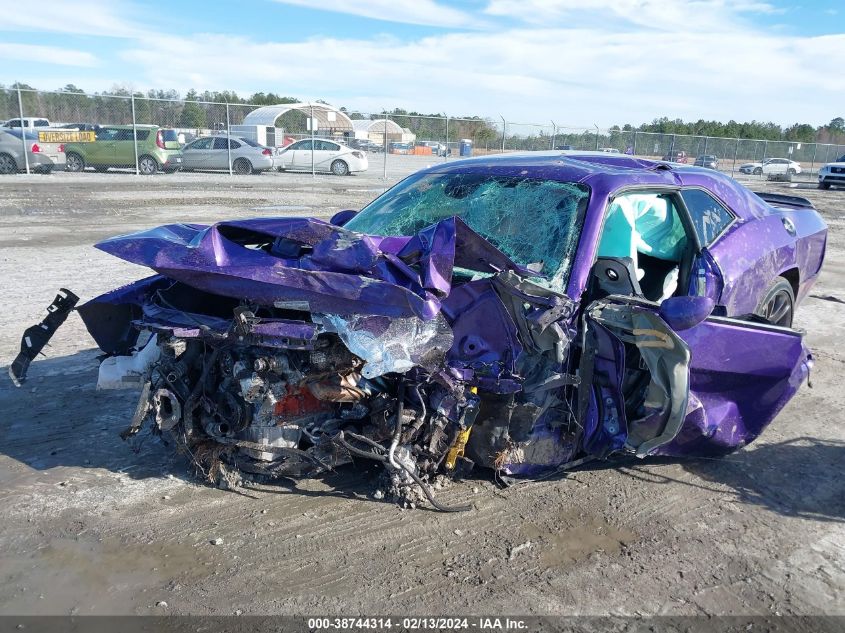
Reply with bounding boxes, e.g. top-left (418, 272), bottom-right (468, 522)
top-left (2, 117), bottom-right (52, 130)
top-left (818, 155), bottom-right (845, 189)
